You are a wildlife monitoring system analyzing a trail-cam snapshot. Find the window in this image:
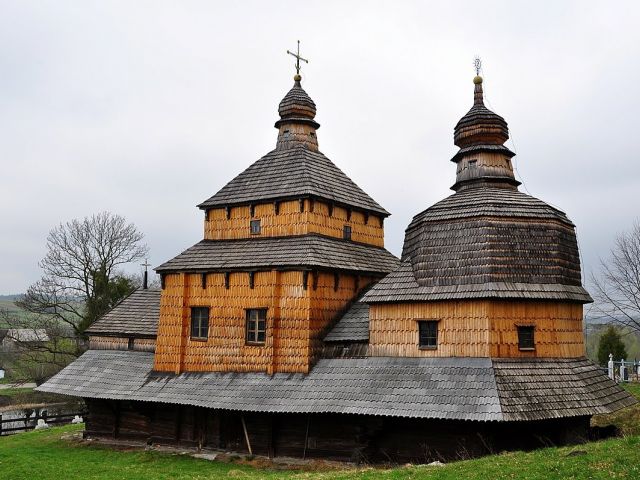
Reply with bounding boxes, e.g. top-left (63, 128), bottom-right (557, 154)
top-left (127, 338), bottom-right (135, 350)
top-left (190, 307), bottom-right (209, 340)
top-left (343, 225), bottom-right (352, 240)
top-left (518, 326), bottom-right (535, 350)
top-left (246, 309), bottom-right (267, 344)
top-left (469, 159), bottom-right (477, 167)
top-left (418, 320), bottom-right (438, 349)
top-left (250, 219), bottom-right (261, 235)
